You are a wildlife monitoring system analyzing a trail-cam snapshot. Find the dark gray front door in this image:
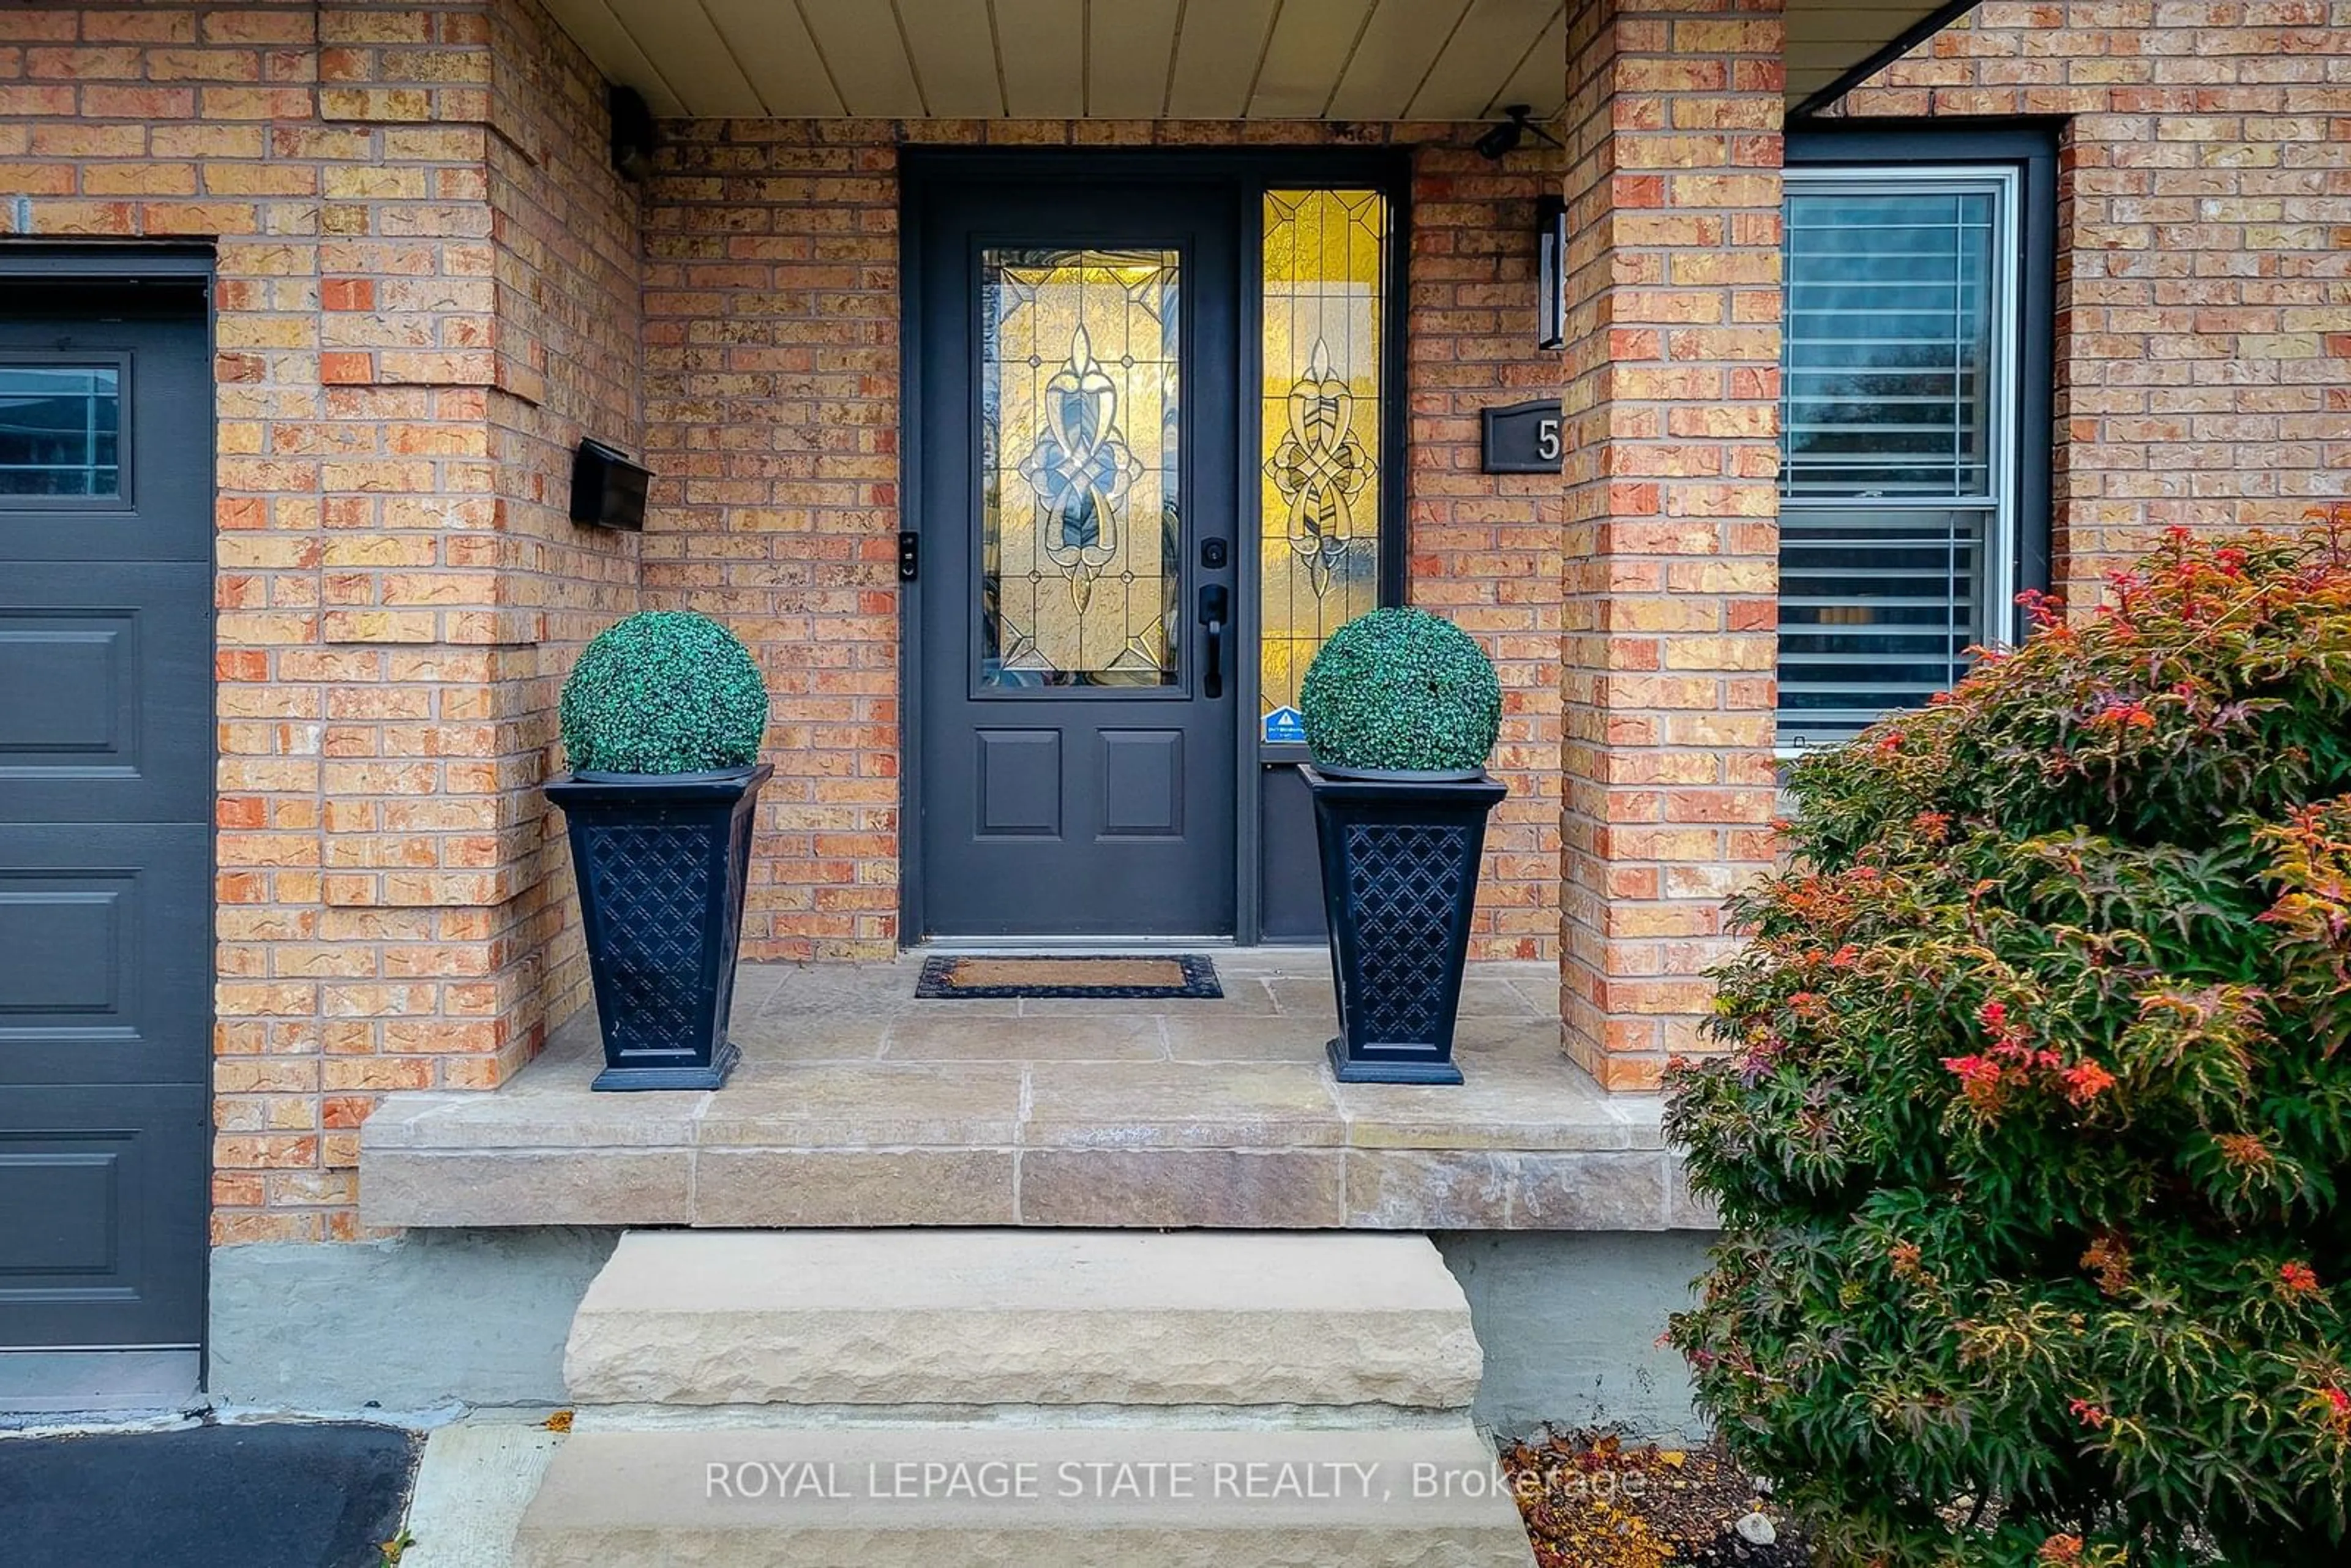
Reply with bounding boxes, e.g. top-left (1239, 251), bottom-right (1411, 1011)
top-left (916, 179), bottom-right (1239, 937)
top-left (0, 285), bottom-right (211, 1361)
